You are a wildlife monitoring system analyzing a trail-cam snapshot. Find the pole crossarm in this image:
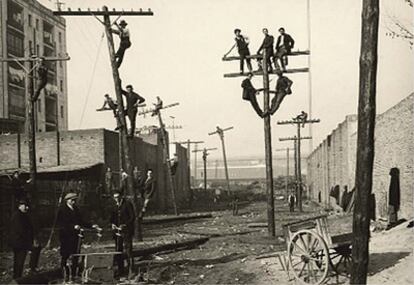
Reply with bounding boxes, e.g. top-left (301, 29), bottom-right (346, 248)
top-left (277, 119), bottom-right (320, 125)
top-left (224, 68), bottom-right (309, 78)
top-left (165, 125), bottom-right (182, 129)
top-left (0, 55), bottom-right (70, 63)
top-left (53, 9), bottom-right (153, 16)
top-left (173, 140), bottom-right (204, 145)
top-left (208, 126), bottom-right (234, 136)
top-left (222, 50), bottom-right (310, 61)
top-left (279, 136), bottom-right (312, 141)
top-left (138, 102), bottom-right (179, 116)
top-left (192, 147), bottom-right (218, 153)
